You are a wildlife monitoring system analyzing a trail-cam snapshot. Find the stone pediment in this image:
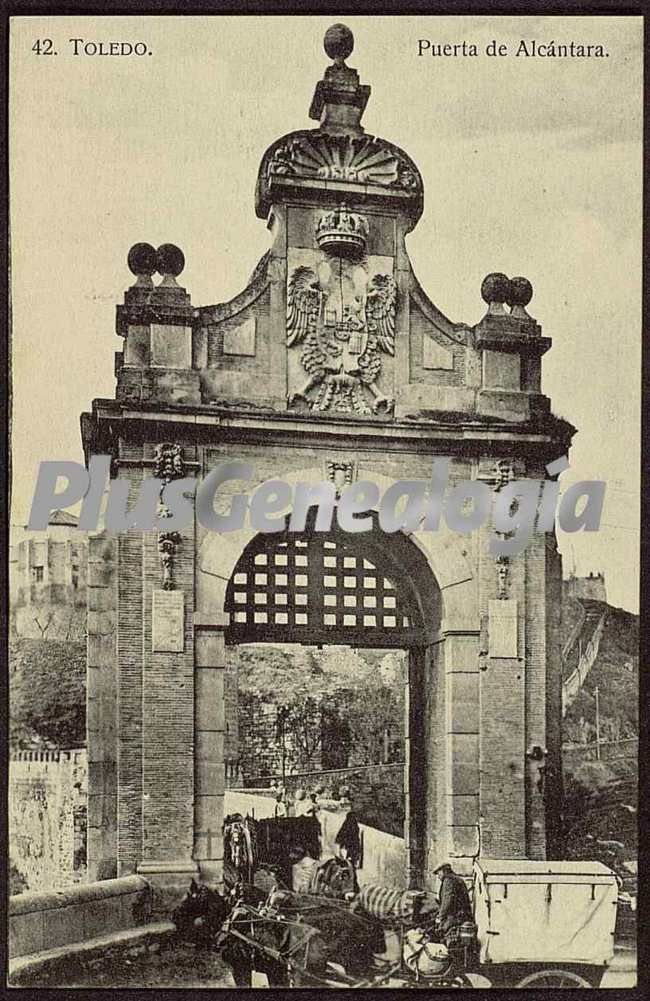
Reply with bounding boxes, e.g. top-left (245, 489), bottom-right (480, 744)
top-left (255, 129), bottom-right (423, 228)
top-left (109, 23), bottom-right (558, 430)
top-left (199, 251), bottom-right (271, 325)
